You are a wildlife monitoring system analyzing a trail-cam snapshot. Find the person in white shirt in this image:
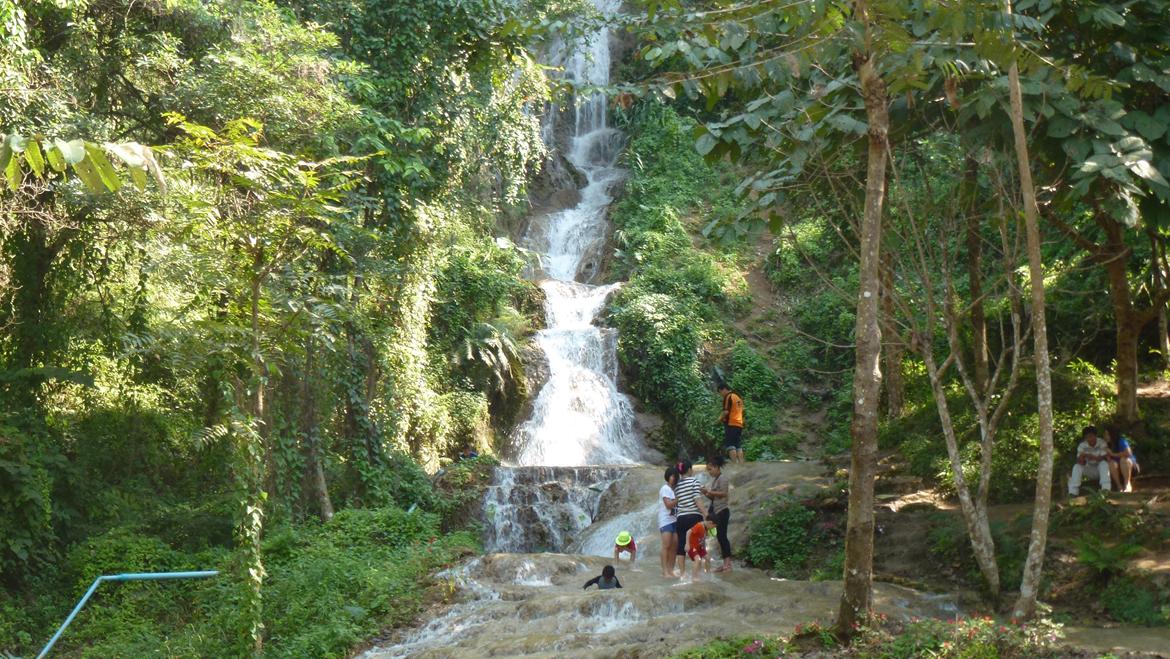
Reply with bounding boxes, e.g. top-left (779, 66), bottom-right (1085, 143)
top-left (1069, 425), bottom-right (1111, 496)
top-left (658, 466), bottom-right (679, 578)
